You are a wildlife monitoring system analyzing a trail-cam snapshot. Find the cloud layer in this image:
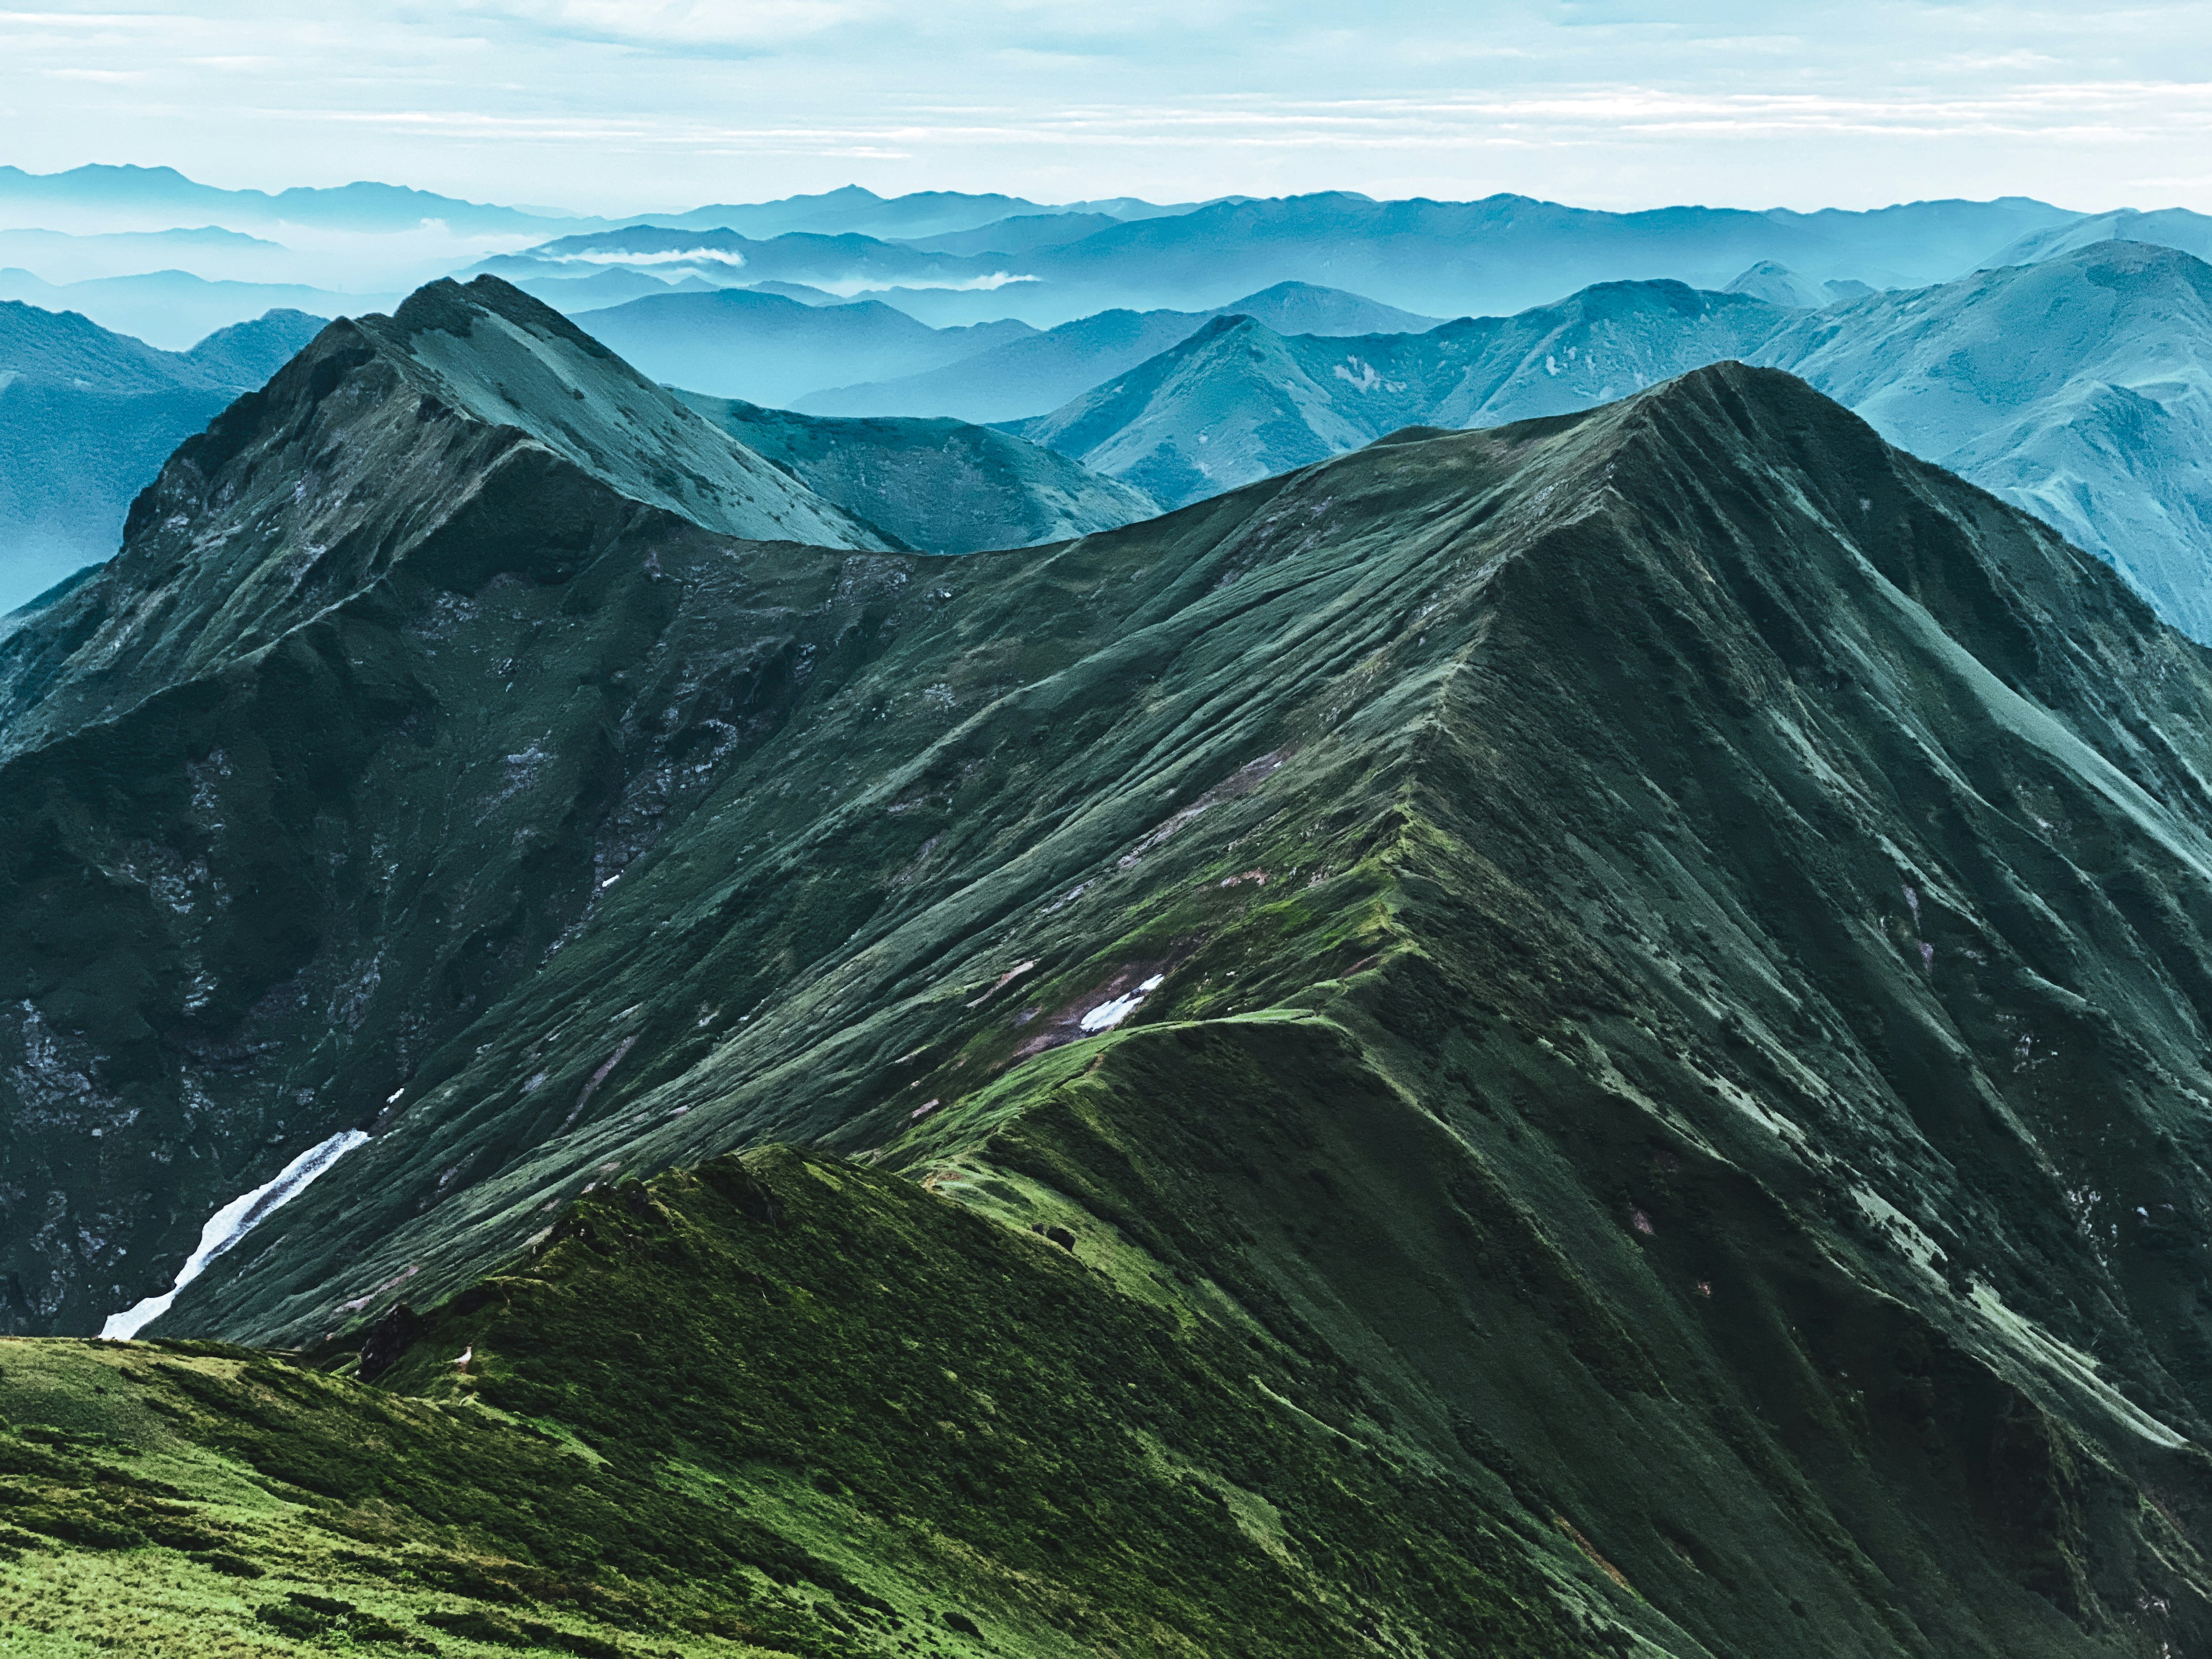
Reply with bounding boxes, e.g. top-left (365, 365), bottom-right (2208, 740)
top-left (2, 2), bottom-right (2207, 211)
